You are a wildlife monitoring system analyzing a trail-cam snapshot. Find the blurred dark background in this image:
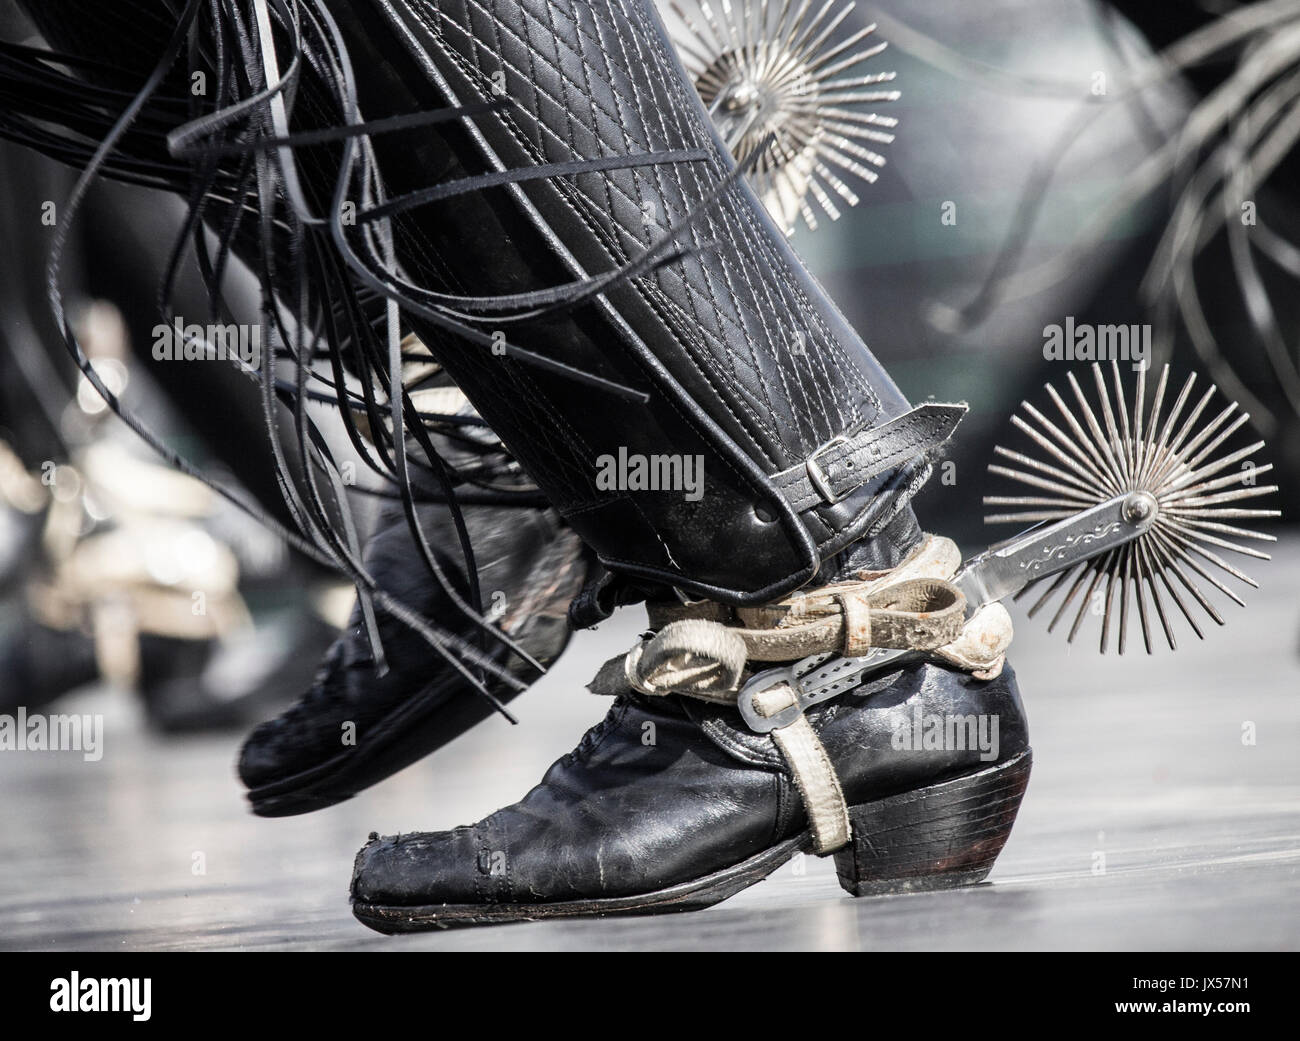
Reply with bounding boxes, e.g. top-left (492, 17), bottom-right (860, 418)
top-left (786, 0), bottom-right (1300, 546)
